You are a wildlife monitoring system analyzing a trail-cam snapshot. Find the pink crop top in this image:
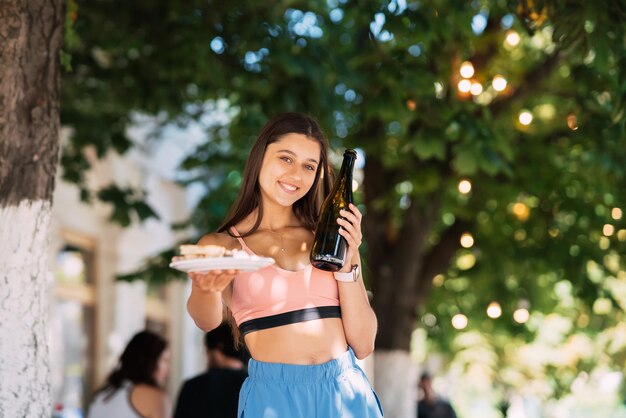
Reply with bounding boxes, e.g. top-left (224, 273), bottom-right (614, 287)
top-left (229, 227), bottom-right (341, 335)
